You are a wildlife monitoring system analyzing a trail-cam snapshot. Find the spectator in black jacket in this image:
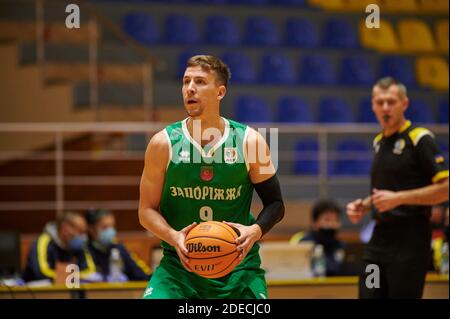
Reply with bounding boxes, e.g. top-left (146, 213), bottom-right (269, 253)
top-left (85, 209), bottom-right (151, 282)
